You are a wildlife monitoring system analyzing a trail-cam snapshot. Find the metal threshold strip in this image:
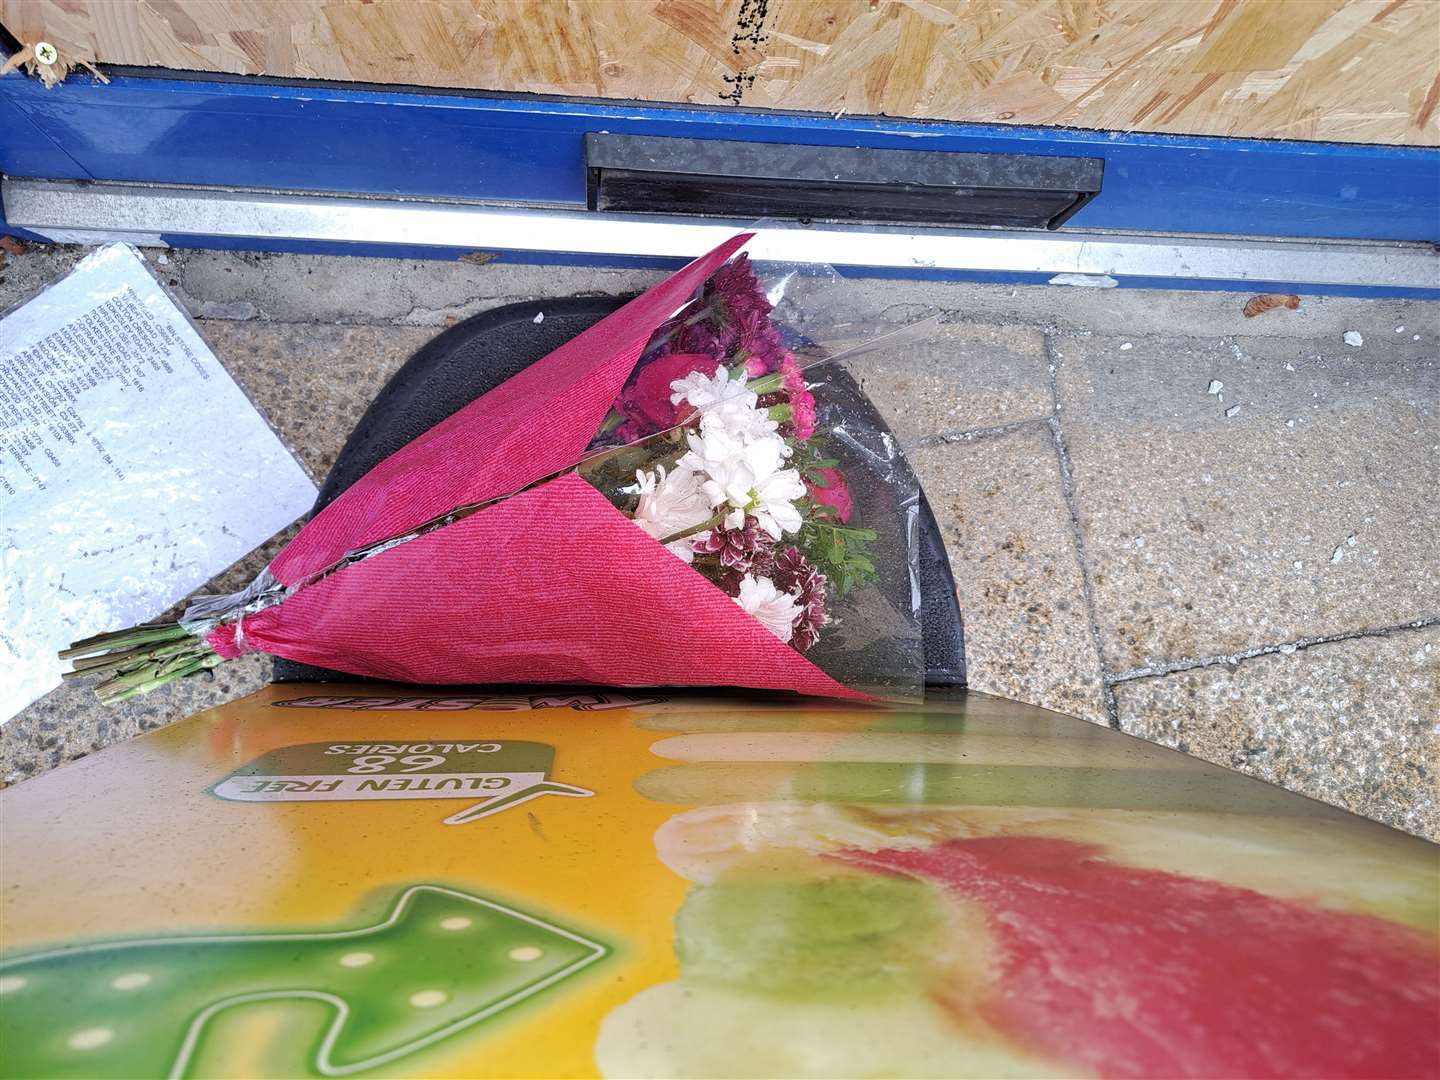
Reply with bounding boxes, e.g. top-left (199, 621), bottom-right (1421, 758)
top-left (5, 178), bottom-right (1435, 291)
